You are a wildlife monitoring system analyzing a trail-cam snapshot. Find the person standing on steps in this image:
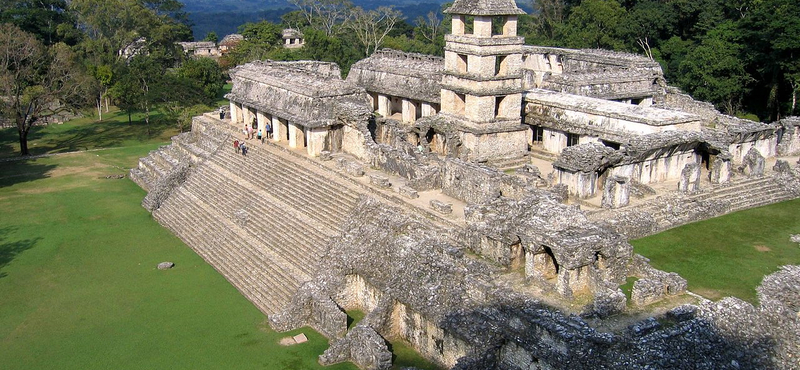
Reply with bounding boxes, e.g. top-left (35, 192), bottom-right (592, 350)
top-left (234, 139), bottom-right (240, 154)
top-left (240, 141), bottom-right (247, 156)
top-left (257, 128), bottom-right (263, 143)
top-left (265, 121), bottom-right (272, 139)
